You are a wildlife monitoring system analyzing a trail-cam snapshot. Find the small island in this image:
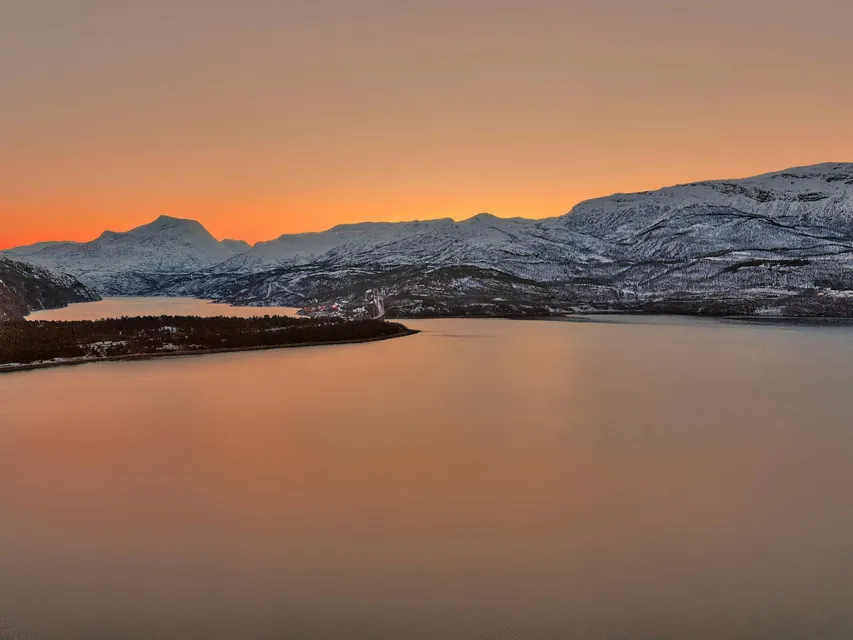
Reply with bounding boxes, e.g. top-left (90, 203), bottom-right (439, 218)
top-left (0, 315), bottom-right (416, 373)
